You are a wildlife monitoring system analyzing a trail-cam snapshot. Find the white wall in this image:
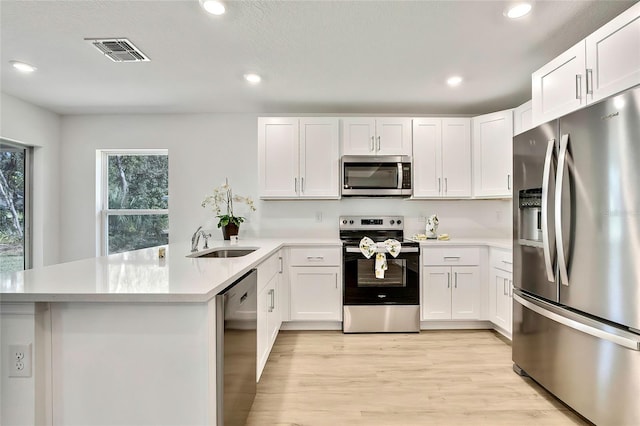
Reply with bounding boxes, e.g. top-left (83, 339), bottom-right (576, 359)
top-left (0, 93), bottom-right (61, 267)
top-left (60, 113), bottom-right (511, 262)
